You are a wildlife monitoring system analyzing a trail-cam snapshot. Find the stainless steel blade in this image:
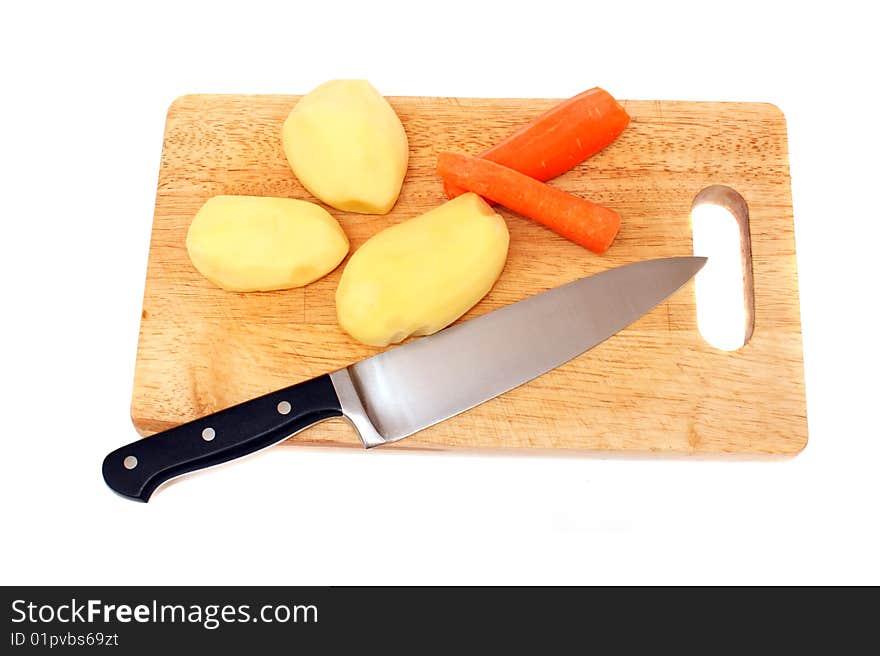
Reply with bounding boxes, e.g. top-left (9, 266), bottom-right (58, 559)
top-left (329, 256), bottom-right (706, 447)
